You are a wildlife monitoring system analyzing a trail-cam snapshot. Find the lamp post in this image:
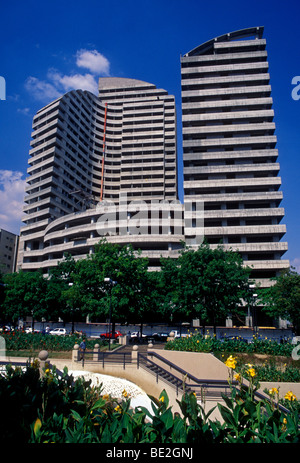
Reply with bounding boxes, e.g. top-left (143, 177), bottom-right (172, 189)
top-left (249, 284), bottom-right (258, 335)
top-left (68, 283), bottom-right (75, 334)
top-left (104, 278), bottom-right (117, 350)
